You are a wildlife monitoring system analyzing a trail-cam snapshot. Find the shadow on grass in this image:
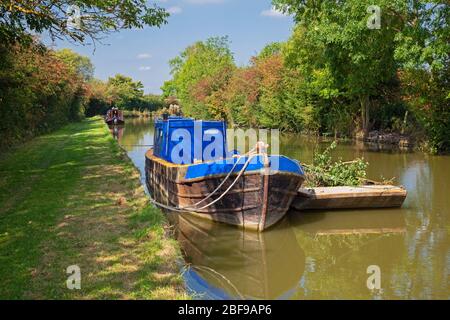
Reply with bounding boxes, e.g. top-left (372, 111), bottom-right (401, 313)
top-left (0, 117), bottom-right (187, 299)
